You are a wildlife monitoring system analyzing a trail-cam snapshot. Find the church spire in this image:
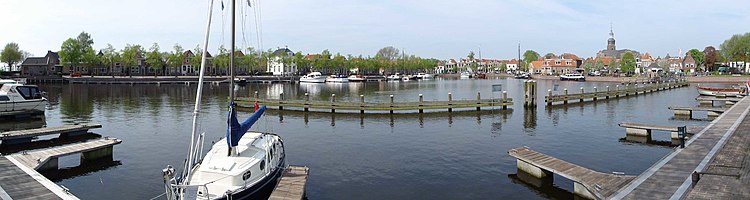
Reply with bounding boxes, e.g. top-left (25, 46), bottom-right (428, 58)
top-left (609, 23), bottom-right (614, 39)
top-left (607, 23), bottom-right (616, 51)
